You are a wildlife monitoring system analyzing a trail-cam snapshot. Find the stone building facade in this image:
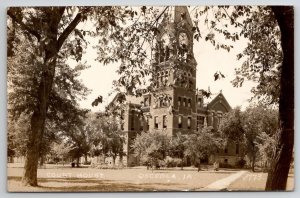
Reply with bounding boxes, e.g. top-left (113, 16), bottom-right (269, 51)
top-left (109, 6), bottom-right (243, 167)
